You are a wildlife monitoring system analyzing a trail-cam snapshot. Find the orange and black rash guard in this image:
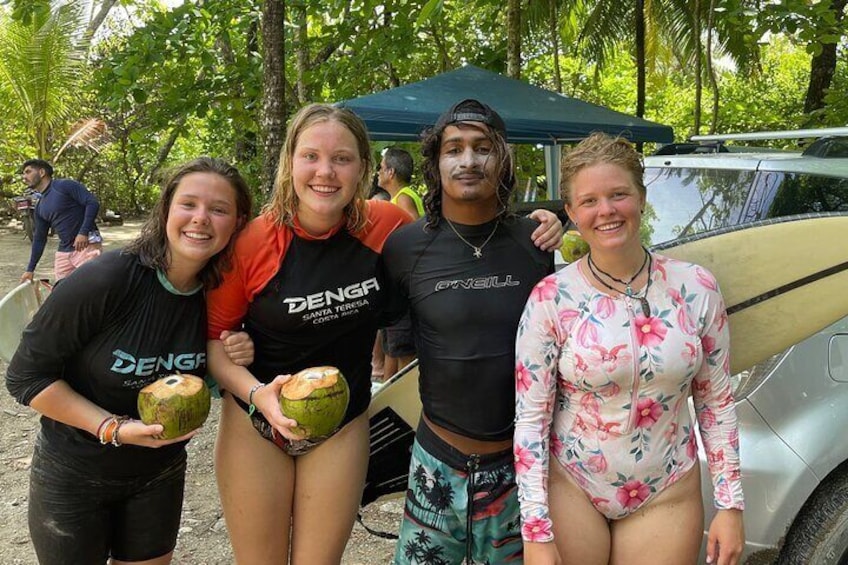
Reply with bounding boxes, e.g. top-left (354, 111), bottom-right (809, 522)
top-left (382, 216), bottom-right (554, 441)
top-left (207, 200), bottom-right (411, 426)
